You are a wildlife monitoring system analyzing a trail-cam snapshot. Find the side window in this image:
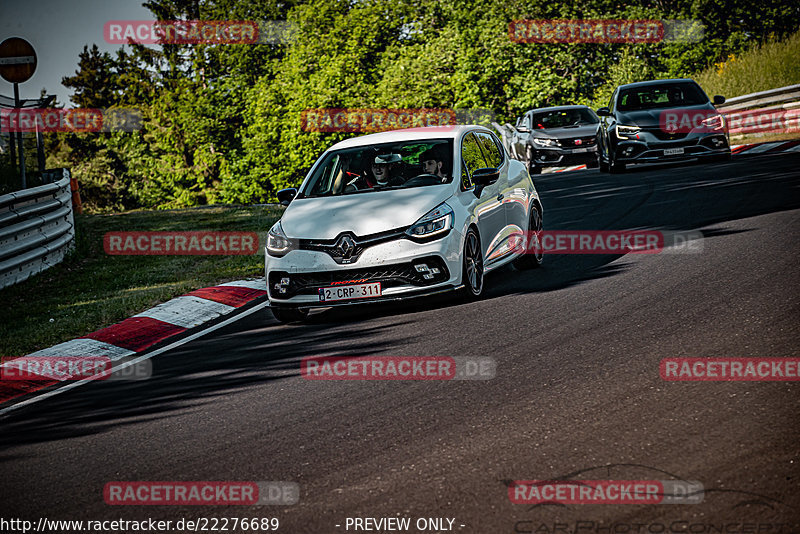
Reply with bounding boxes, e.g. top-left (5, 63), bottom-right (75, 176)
top-left (476, 132), bottom-right (503, 169)
top-left (461, 132), bottom-right (486, 189)
top-left (523, 114), bottom-right (531, 129)
top-left (609, 90), bottom-right (617, 112)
